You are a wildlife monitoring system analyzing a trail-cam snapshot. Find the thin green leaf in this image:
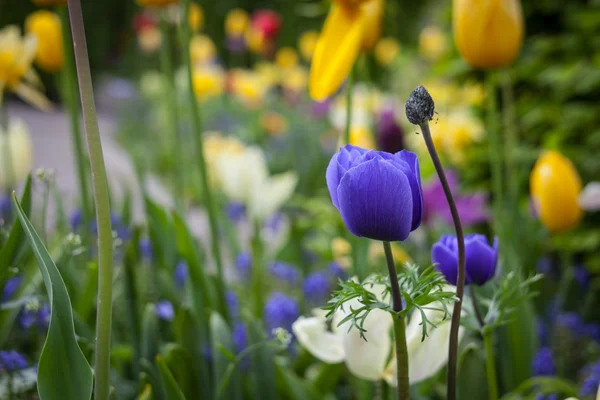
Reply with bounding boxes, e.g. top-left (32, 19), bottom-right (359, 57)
top-left (156, 355), bottom-right (186, 400)
top-left (0, 176), bottom-right (32, 276)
